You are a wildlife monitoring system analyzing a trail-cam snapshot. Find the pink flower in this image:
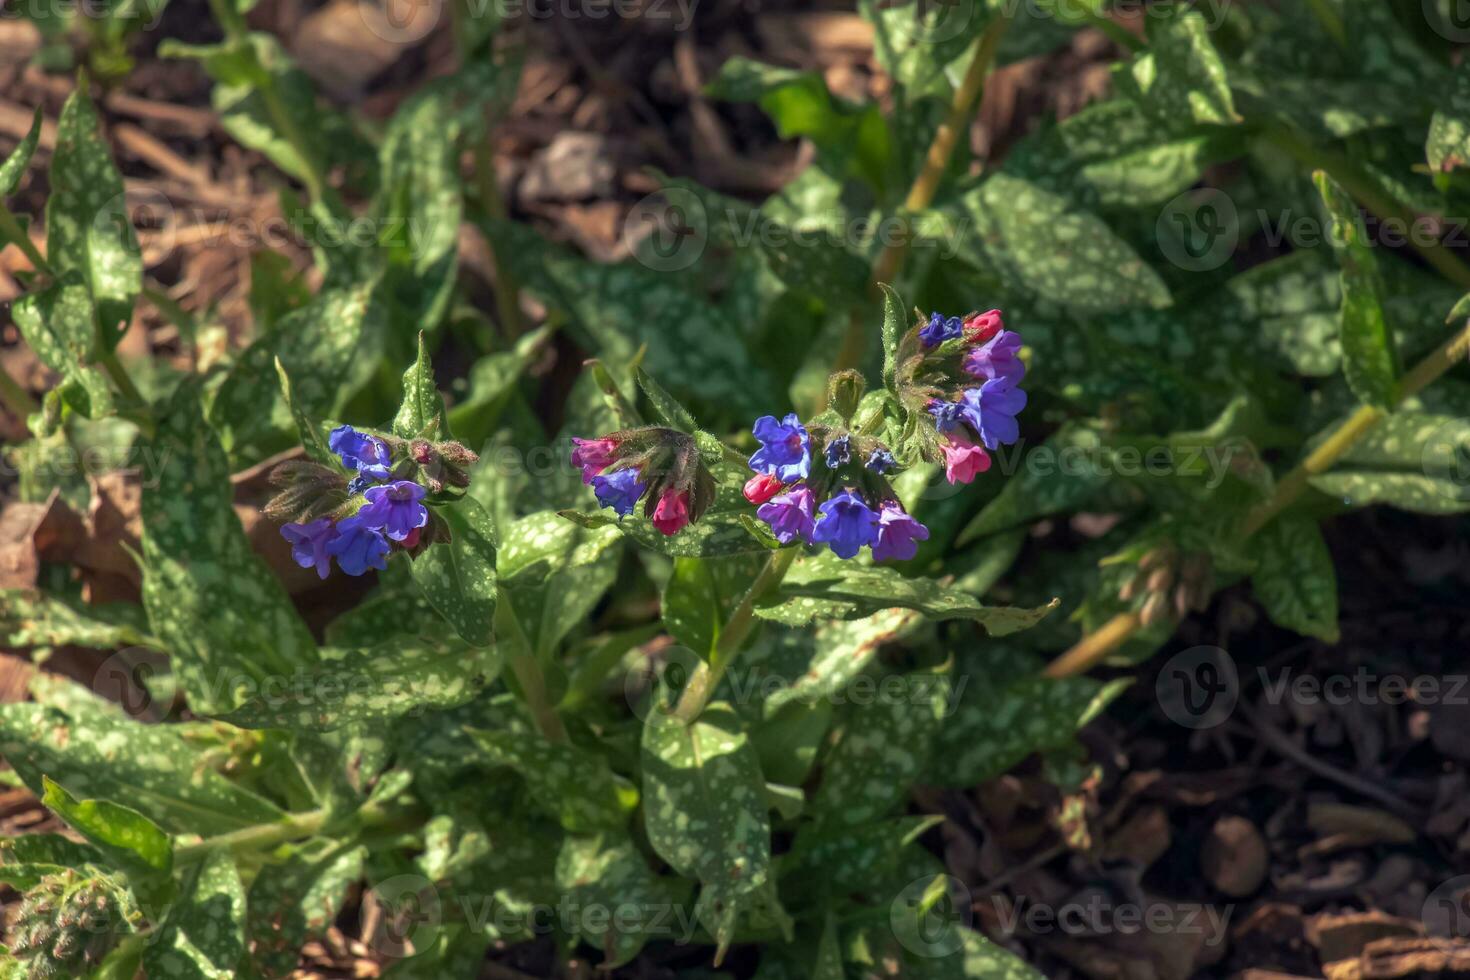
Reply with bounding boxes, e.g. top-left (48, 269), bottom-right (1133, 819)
top-left (963, 309), bottom-right (1003, 344)
top-left (941, 433), bottom-right (991, 485)
top-left (651, 489), bottom-right (691, 536)
top-left (743, 473), bottom-right (784, 505)
top-left (571, 437), bottom-right (617, 484)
